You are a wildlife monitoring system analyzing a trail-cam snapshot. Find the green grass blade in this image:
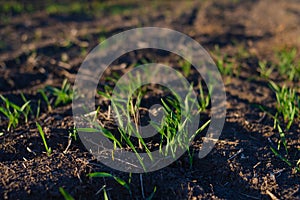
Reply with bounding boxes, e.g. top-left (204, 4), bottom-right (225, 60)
top-left (118, 128), bottom-right (146, 171)
top-left (88, 172), bottom-right (113, 178)
top-left (36, 99), bottom-right (41, 118)
top-left (195, 119), bottom-right (211, 135)
top-left (0, 106), bottom-right (9, 118)
top-left (103, 188), bottom-right (108, 200)
top-left (77, 127), bottom-right (100, 132)
top-left (20, 93), bottom-right (33, 115)
top-left (36, 122), bottom-right (51, 155)
top-left (20, 101), bottom-right (31, 112)
top-left (97, 90), bottom-right (112, 99)
top-left (88, 172), bottom-right (132, 195)
top-left (59, 187), bottom-right (74, 200)
top-left (270, 146), bottom-right (292, 167)
top-left (77, 127), bottom-right (122, 148)
top-left (113, 176), bottom-right (131, 192)
top-left (101, 127), bottom-right (122, 148)
top-left (146, 186), bottom-right (157, 200)
top-left (10, 102), bottom-right (21, 111)
top-left (38, 89), bottom-right (52, 111)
